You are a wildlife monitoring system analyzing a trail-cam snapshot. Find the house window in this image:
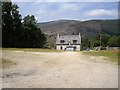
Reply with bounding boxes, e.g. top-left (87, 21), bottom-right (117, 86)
top-left (74, 46), bottom-right (76, 49)
top-left (60, 46), bottom-right (63, 50)
top-left (60, 40), bottom-right (65, 43)
top-left (73, 40), bottom-right (77, 43)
